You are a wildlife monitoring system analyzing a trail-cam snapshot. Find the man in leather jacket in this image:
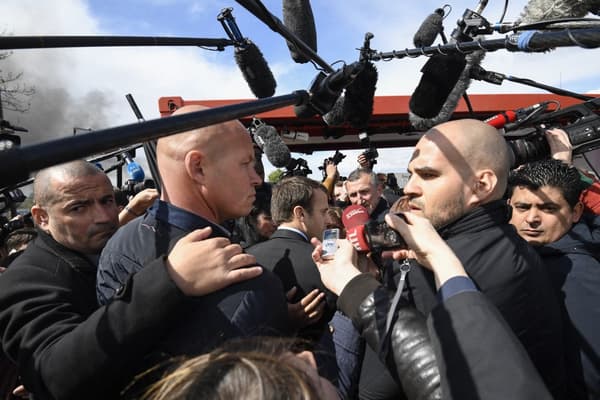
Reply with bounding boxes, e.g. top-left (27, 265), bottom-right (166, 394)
top-left (311, 211), bottom-right (553, 400)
